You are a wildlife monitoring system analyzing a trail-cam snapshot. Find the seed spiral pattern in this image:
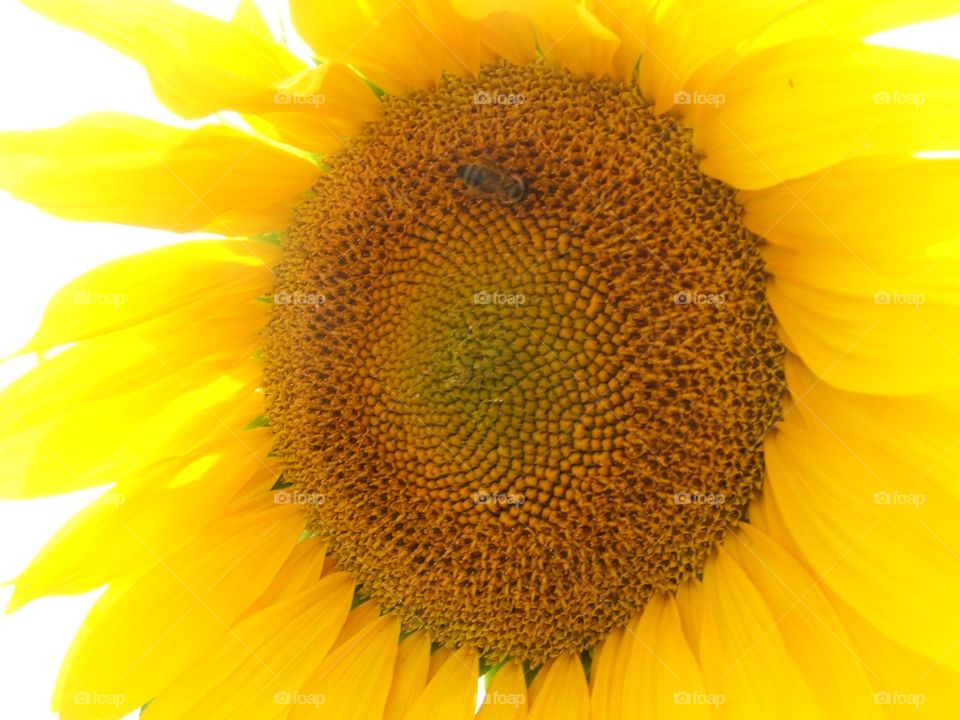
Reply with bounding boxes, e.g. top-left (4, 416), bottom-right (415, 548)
top-left (264, 62), bottom-right (785, 664)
